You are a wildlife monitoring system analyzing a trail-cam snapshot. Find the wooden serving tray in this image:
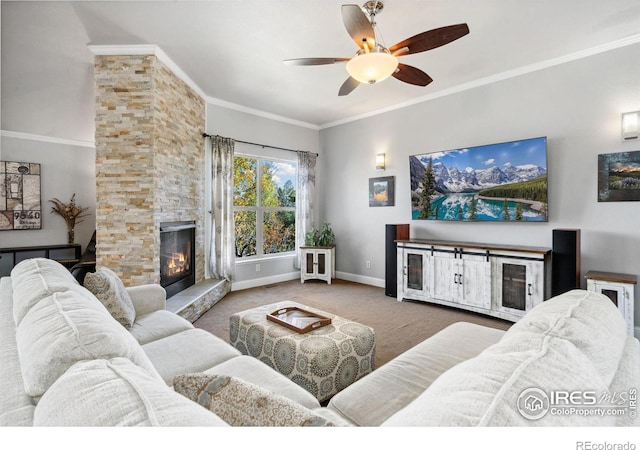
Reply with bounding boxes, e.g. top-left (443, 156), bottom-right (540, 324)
top-left (266, 306), bottom-right (332, 334)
